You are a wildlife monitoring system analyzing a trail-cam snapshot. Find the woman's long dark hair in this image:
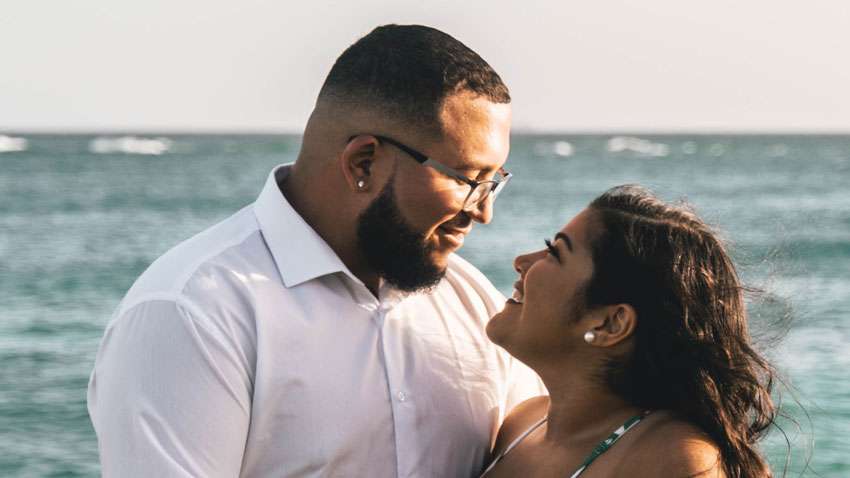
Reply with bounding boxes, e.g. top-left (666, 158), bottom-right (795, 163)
top-left (586, 185), bottom-right (777, 477)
